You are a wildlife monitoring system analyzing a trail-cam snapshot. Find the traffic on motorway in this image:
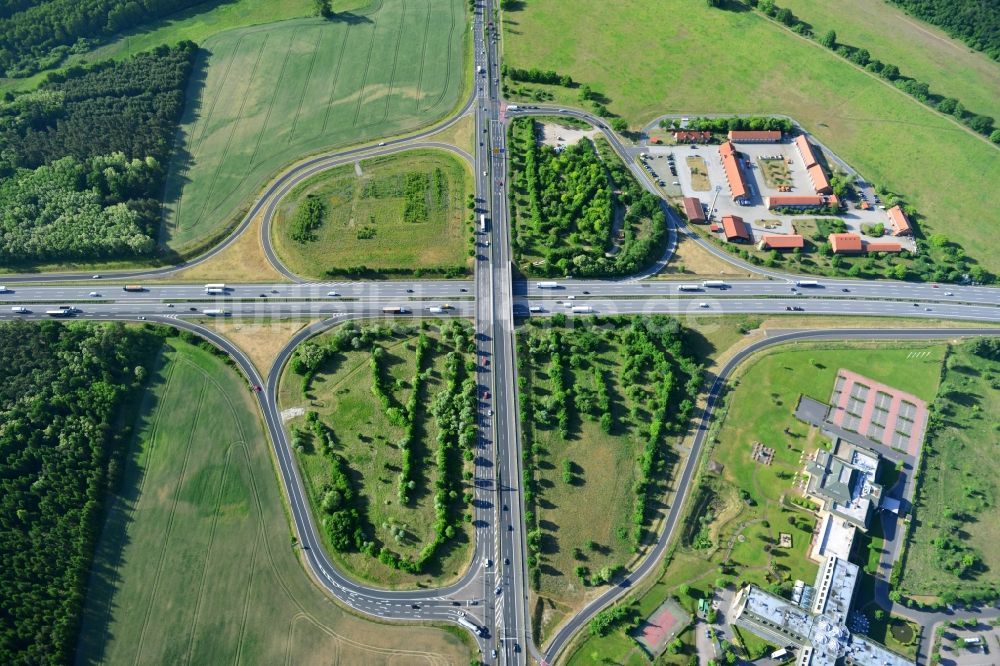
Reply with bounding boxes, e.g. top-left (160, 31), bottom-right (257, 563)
top-left (3, 0), bottom-right (999, 663)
